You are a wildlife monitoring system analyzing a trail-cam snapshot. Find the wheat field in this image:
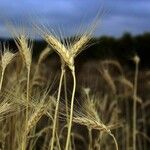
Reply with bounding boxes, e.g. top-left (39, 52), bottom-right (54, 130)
top-left (0, 21), bottom-right (149, 150)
